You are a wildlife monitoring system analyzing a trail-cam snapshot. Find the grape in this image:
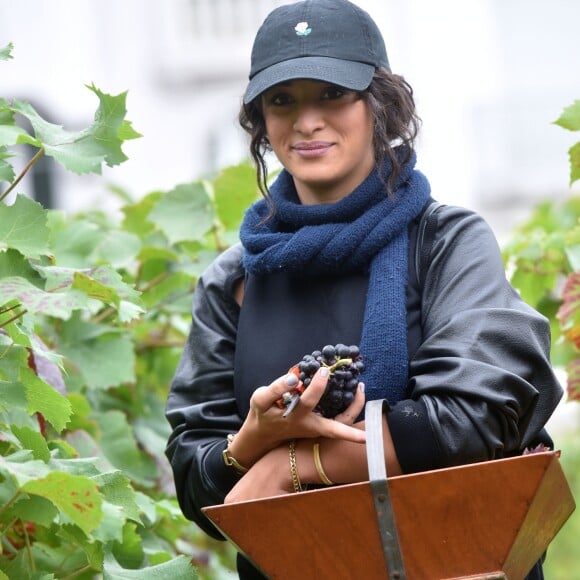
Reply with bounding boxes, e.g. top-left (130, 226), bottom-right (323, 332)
top-left (295, 344), bottom-right (365, 418)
